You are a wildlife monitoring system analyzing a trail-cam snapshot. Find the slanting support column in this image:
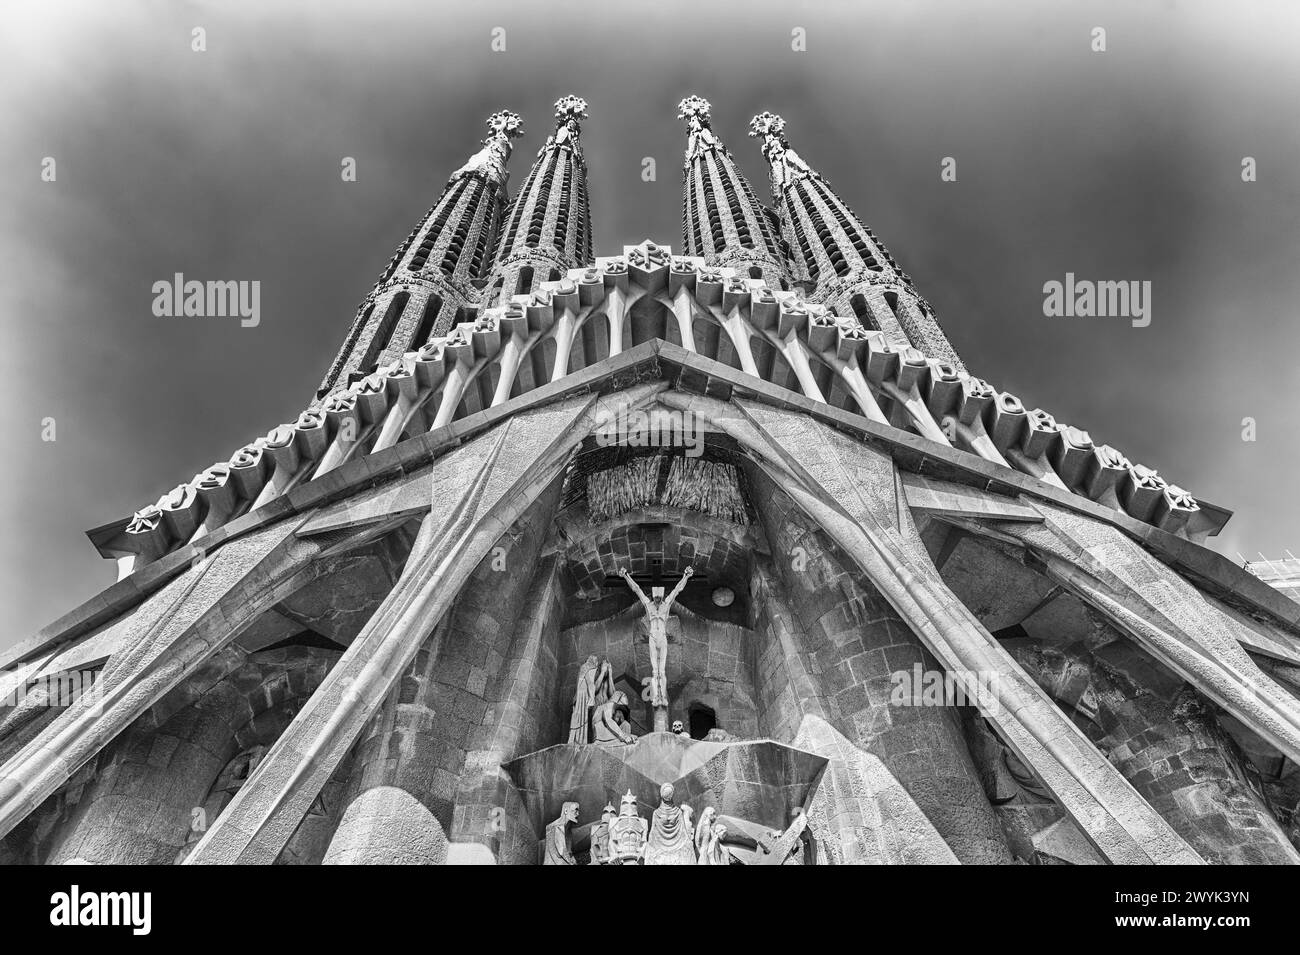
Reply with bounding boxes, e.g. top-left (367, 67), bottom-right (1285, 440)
top-left (324, 485), bottom-right (561, 865)
top-left (0, 515), bottom-right (351, 842)
top-left (752, 561), bottom-right (831, 741)
top-left (748, 470), bottom-right (1009, 864)
top-left (429, 333), bottom-right (482, 430)
top-left (668, 288), bottom-right (698, 353)
top-left (707, 302), bottom-right (760, 377)
top-left (770, 332), bottom-right (826, 403)
top-left (983, 501), bottom-right (1300, 767)
top-left (185, 386), bottom-right (665, 864)
top-left (371, 364), bottom-right (423, 452)
top-left (549, 306), bottom-right (580, 383)
top-left (605, 285), bottom-right (627, 358)
top-left (1010, 641), bottom-right (1299, 865)
top-left (448, 555), bottom-right (564, 864)
top-left (662, 391), bottom-right (1203, 864)
top-left (751, 561), bottom-right (959, 863)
